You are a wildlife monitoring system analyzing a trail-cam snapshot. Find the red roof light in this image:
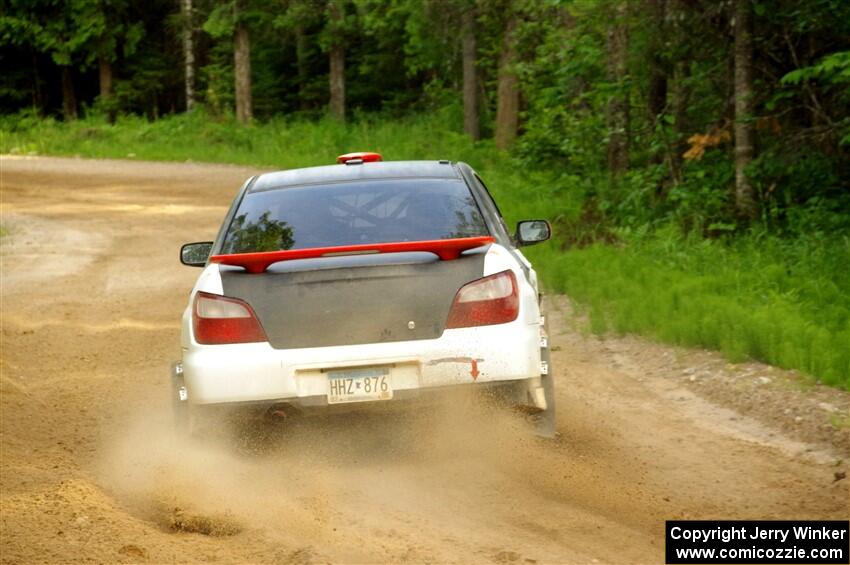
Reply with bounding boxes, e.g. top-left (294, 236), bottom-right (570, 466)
top-left (337, 152), bottom-right (383, 164)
